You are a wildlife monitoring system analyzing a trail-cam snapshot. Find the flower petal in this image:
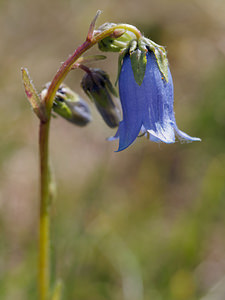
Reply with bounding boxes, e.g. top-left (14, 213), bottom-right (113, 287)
top-left (141, 52), bottom-right (175, 143)
top-left (107, 127), bottom-right (120, 141)
top-left (174, 125), bottom-right (201, 142)
top-left (117, 55), bottom-right (143, 151)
